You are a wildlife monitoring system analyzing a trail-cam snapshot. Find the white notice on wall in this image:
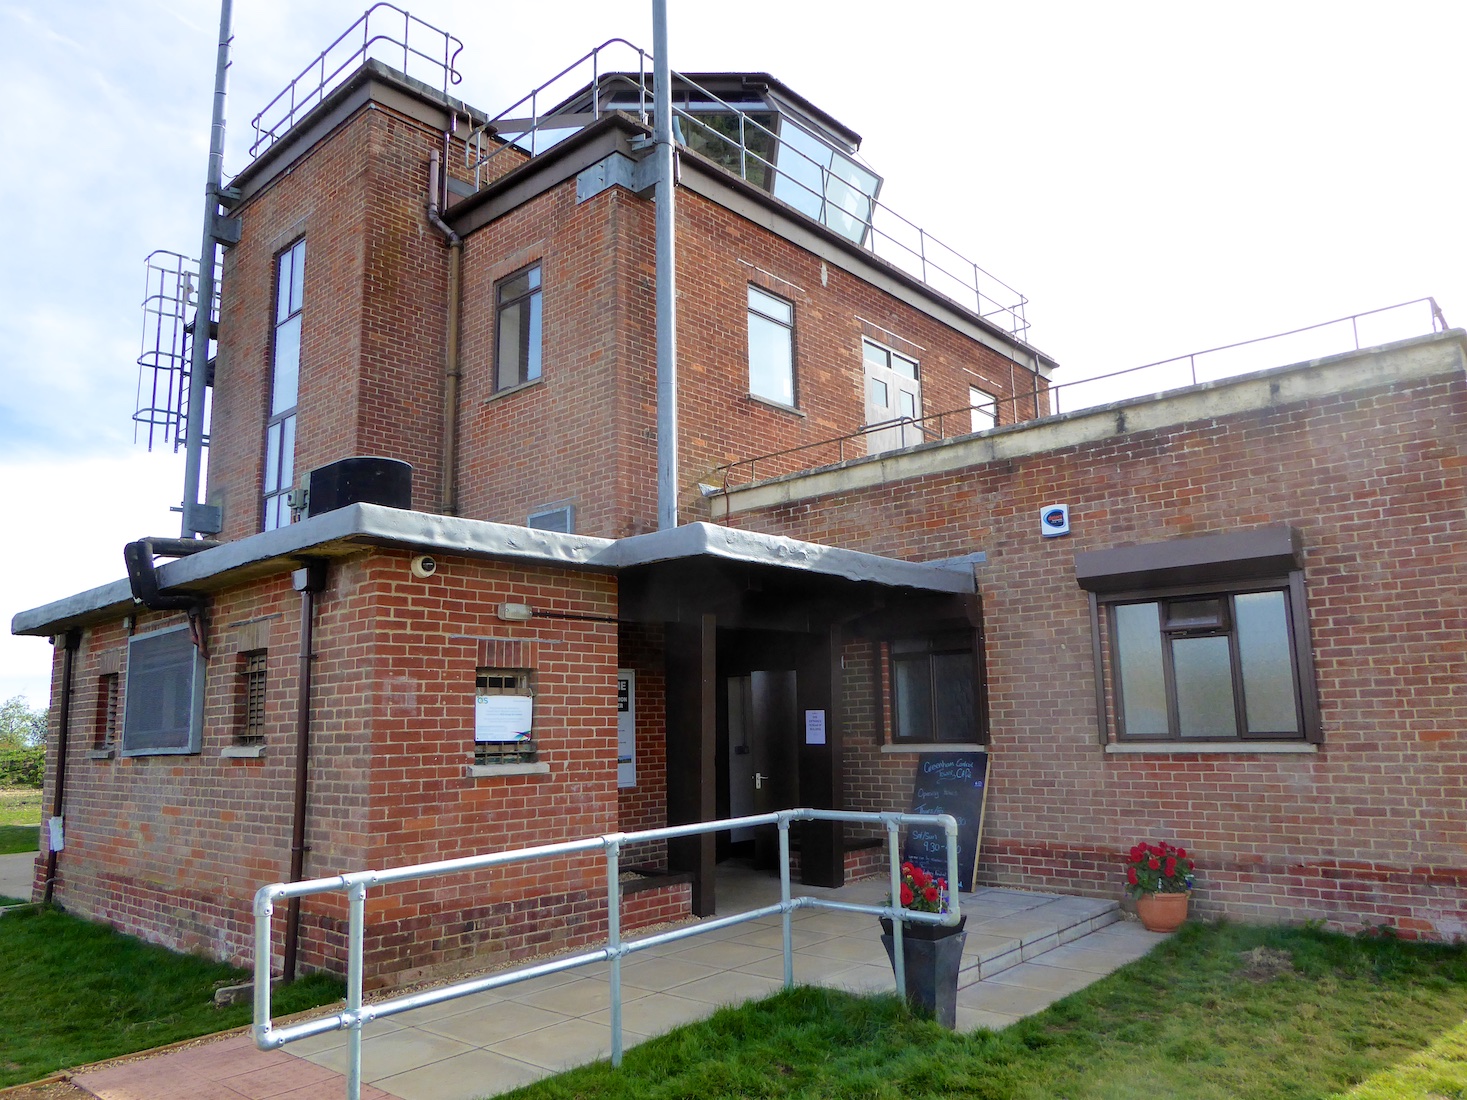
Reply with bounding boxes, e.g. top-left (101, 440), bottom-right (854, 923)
top-left (617, 669), bottom-right (636, 788)
top-left (475, 695), bottom-right (533, 743)
top-left (805, 709), bottom-right (827, 746)
top-left (47, 816), bottom-right (64, 853)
